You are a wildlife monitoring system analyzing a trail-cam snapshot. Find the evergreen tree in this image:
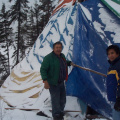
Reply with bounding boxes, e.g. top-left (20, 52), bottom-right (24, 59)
top-left (26, 7), bottom-right (37, 48)
top-left (0, 52), bottom-right (9, 82)
top-left (0, 4), bottom-right (13, 81)
top-left (21, 0), bottom-right (56, 55)
top-left (32, 0), bottom-right (43, 37)
top-left (8, 0), bottom-right (29, 64)
top-left (0, 0), bottom-right (58, 83)
top-left (20, 6), bottom-right (37, 55)
top-left (40, 0), bottom-right (55, 28)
